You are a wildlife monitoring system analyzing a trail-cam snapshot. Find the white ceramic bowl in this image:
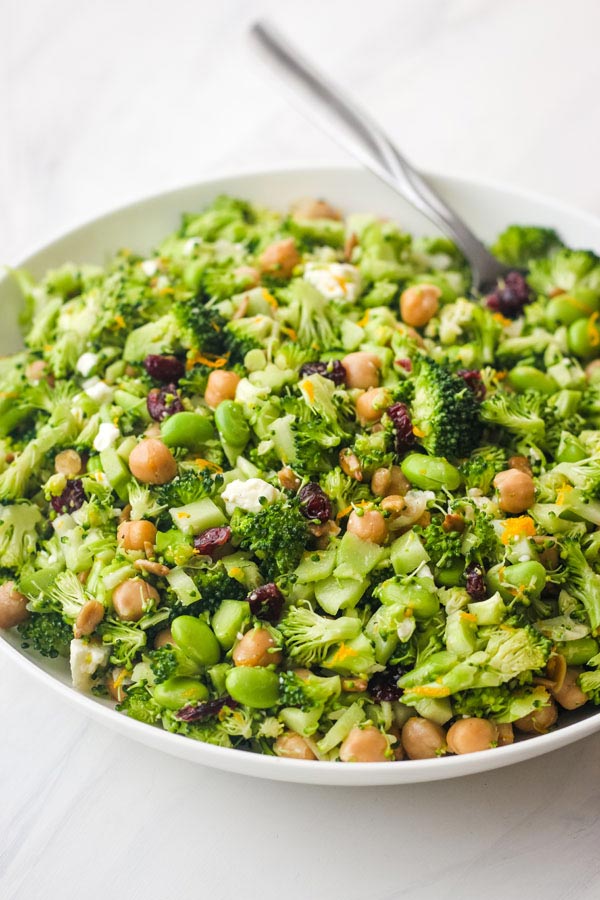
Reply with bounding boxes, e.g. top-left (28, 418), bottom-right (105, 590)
top-left (3, 165), bottom-right (600, 785)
